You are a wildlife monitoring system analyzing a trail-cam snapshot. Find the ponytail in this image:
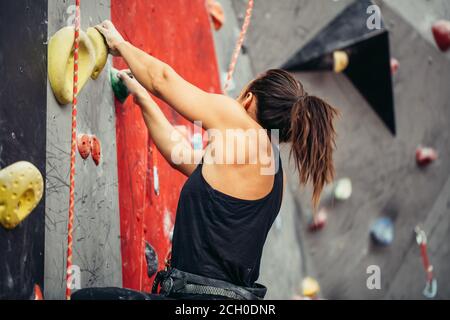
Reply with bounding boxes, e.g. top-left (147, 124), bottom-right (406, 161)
top-left (244, 69), bottom-right (339, 210)
top-left (289, 95), bottom-right (339, 210)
